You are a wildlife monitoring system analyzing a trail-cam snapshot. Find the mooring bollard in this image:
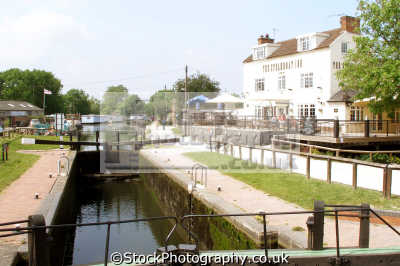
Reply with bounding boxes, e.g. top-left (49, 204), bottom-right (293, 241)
top-left (28, 214), bottom-right (50, 266)
top-left (359, 203), bottom-right (370, 248)
top-left (312, 200), bottom-right (325, 250)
